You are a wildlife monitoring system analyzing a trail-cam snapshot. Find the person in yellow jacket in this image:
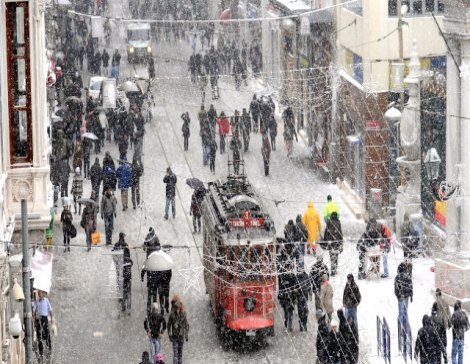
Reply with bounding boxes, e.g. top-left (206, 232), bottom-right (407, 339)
top-left (303, 201), bottom-right (321, 254)
top-left (323, 195), bottom-right (340, 224)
